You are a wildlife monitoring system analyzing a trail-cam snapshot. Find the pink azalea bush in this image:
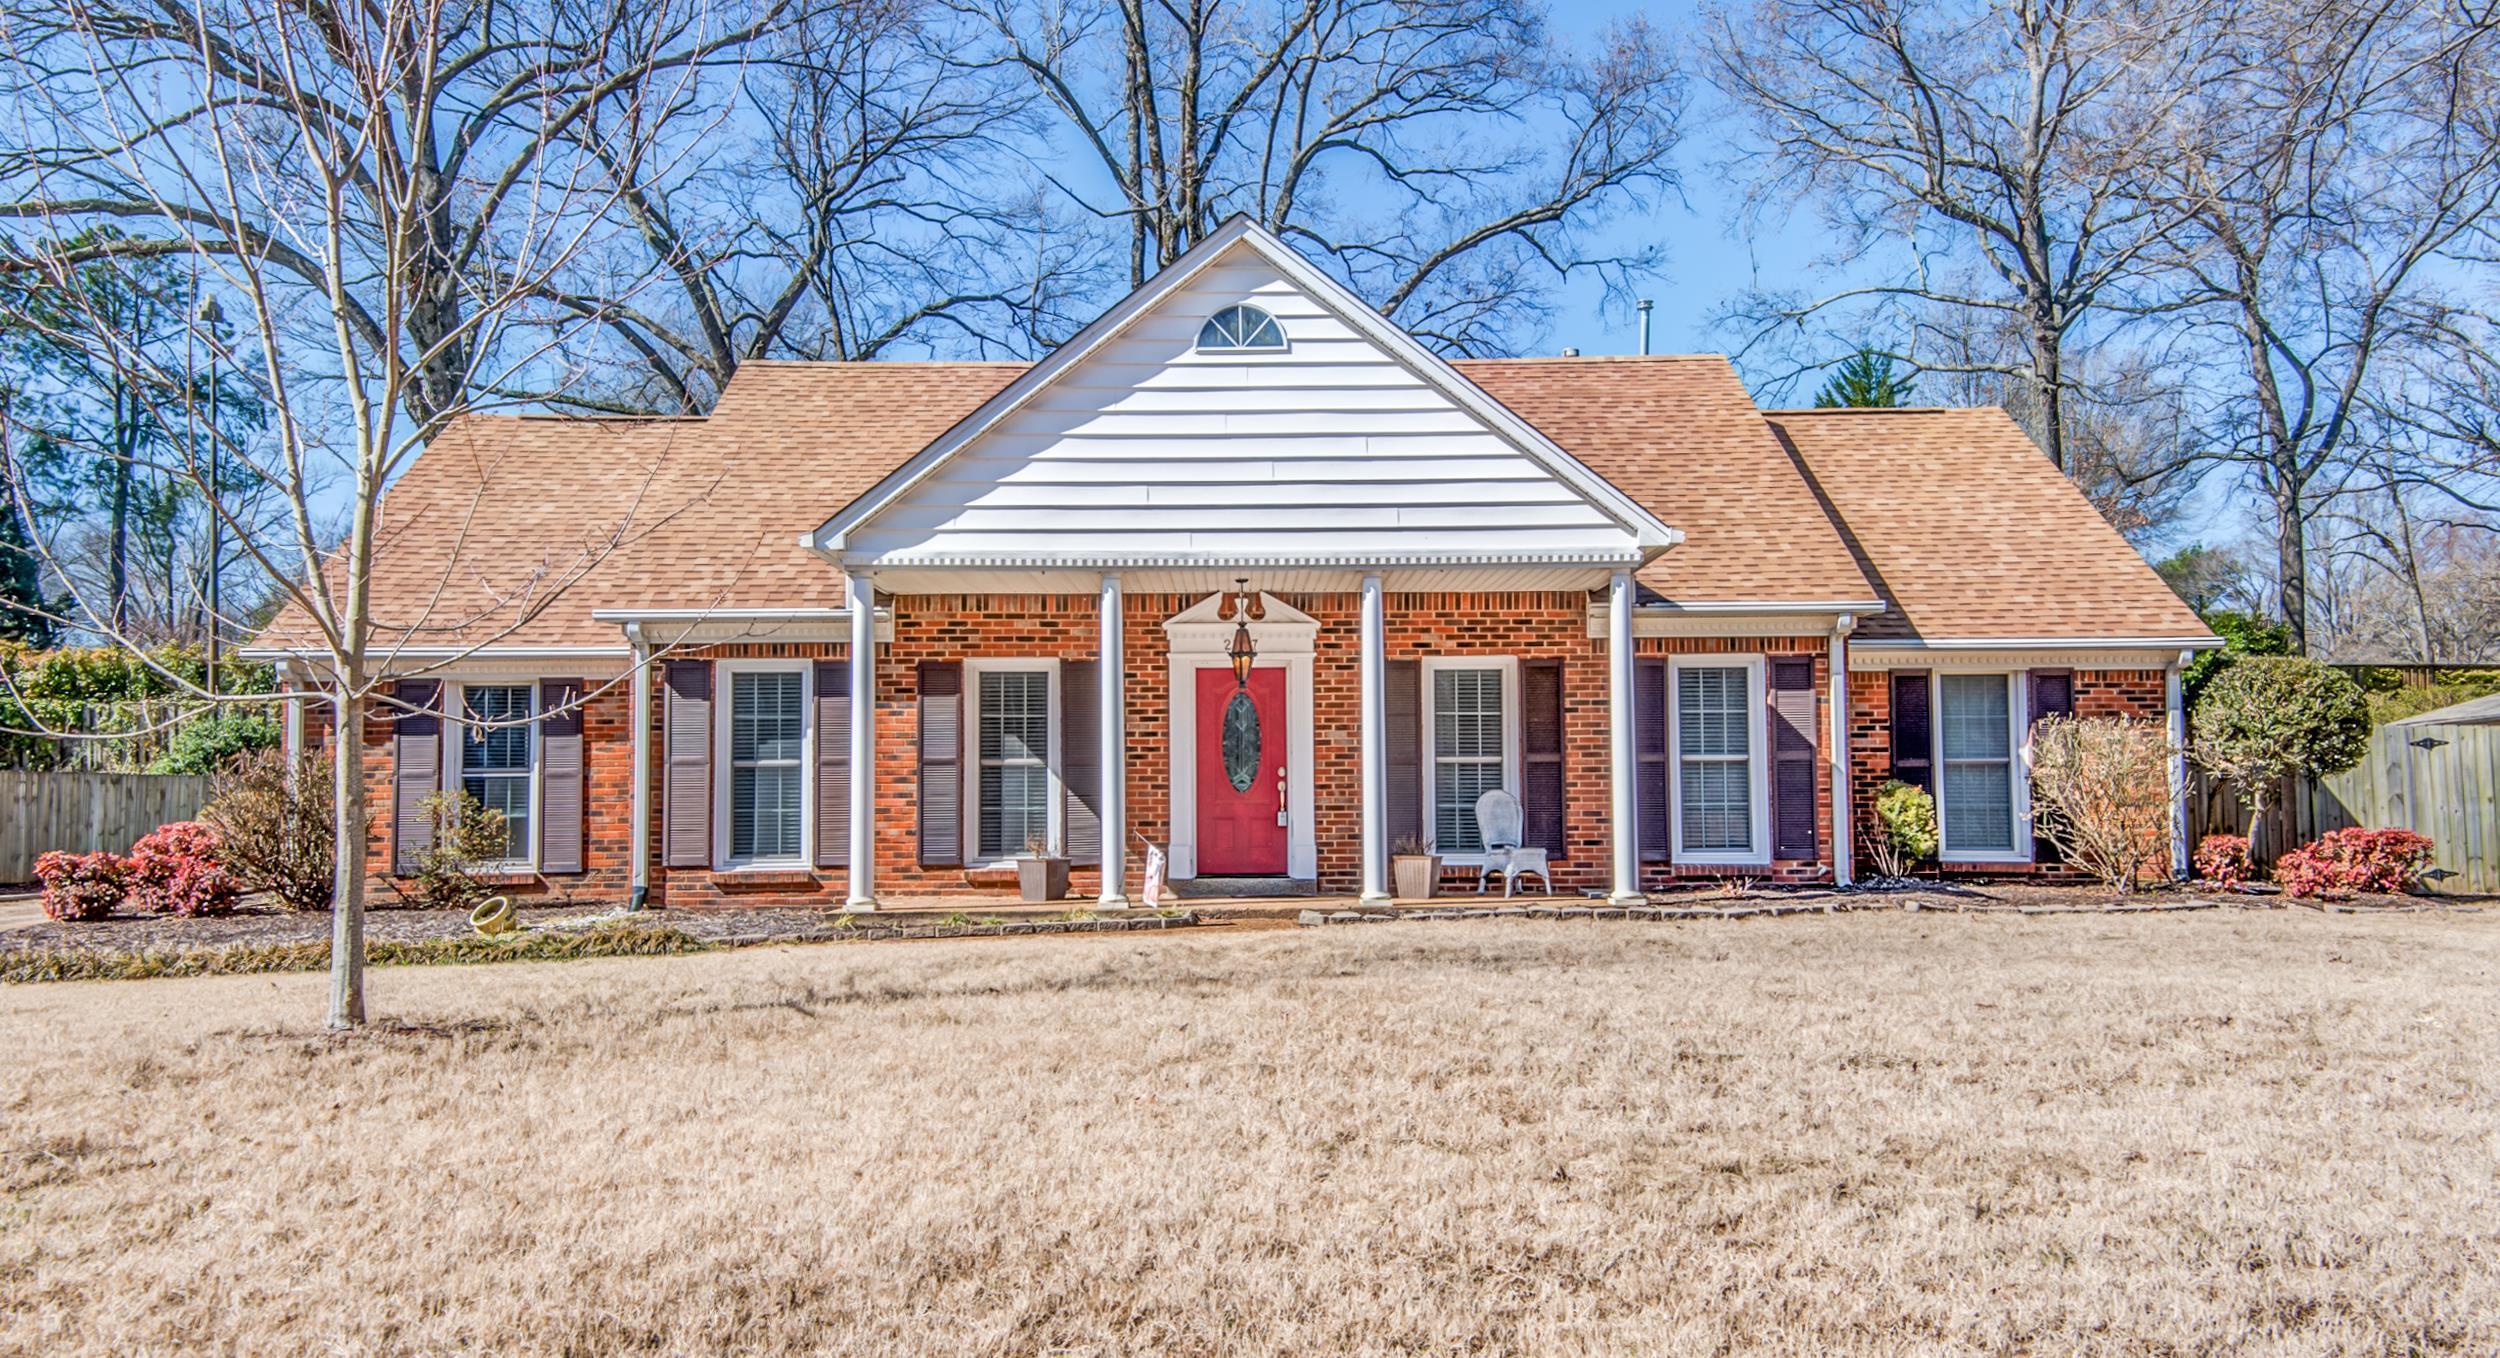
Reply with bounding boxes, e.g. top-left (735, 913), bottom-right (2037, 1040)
top-left (32, 850), bottom-right (127, 921)
top-left (2274, 828), bottom-right (2435, 899)
top-left (2194, 833), bottom-right (2253, 887)
top-left (126, 821), bottom-right (242, 918)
